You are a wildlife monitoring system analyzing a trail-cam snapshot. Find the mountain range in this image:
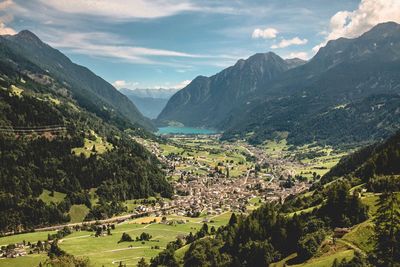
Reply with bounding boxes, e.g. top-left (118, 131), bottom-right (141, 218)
top-left (120, 88), bottom-right (179, 119)
top-left (0, 30), bottom-right (153, 131)
top-left (158, 22), bottom-right (400, 146)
